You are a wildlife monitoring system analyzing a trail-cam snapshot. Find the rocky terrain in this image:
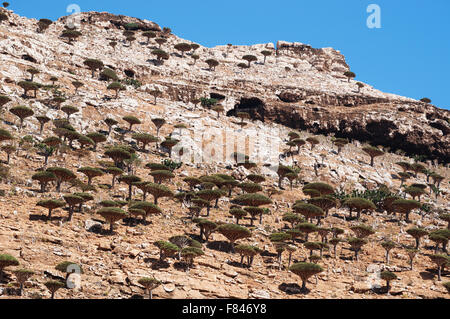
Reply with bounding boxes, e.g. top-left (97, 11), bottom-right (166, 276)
top-left (0, 8), bottom-right (449, 300)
